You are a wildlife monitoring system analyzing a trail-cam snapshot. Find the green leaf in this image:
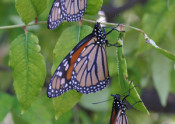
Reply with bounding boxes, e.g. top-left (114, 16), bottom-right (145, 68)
top-left (84, 0), bottom-right (103, 20)
top-left (155, 47), bottom-right (175, 61)
top-left (15, 0), bottom-right (48, 24)
top-left (138, 1), bottom-right (175, 52)
top-left (105, 27), bottom-right (120, 76)
top-left (52, 25), bottom-right (92, 119)
top-left (9, 32), bottom-right (46, 113)
top-left (117, 38), bottom-right (149, 114)
top-left (151, 52), bottom-right (171, 106)
top-left (15, 0), bottom-right (36, 24)
top-left (80, 88), bottom-right (110, 111)
top-left (77, 110), bottom-right (92, 124)
top-left (0, 92), bottom-right (15, 122)
top-left (86, 0), bottom-right (103, 15)
top-left (21, 98), bottom-right (52, 124)
top-left (145, 36), bottom-right (175, 61)
top-left (53, 91), bottom-right (81, 120)
top-left (142, 1), bottom-right (175, 43)
top-left (12, 96), bottom-right (53, 124)
top-left (31, 0), bottom-right (49, 16)
top-left (53, 110), bottom-right (73, 124)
